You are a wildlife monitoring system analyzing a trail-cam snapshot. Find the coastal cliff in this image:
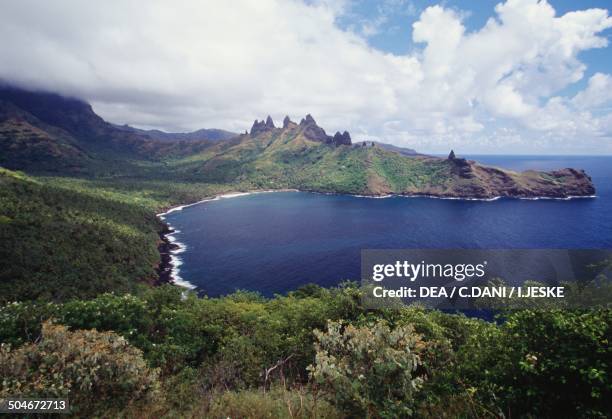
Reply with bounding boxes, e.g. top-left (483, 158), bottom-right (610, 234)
top-left (382, 154), bottom-right (596, 199)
